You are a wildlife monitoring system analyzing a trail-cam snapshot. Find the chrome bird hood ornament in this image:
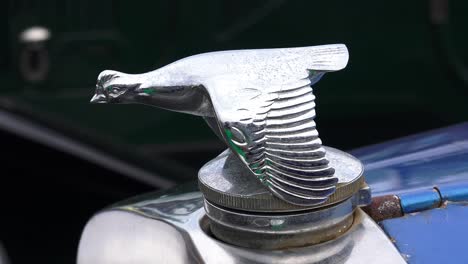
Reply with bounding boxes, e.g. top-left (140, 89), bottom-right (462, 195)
top-left (91, 44), bottom-right (349, 207)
